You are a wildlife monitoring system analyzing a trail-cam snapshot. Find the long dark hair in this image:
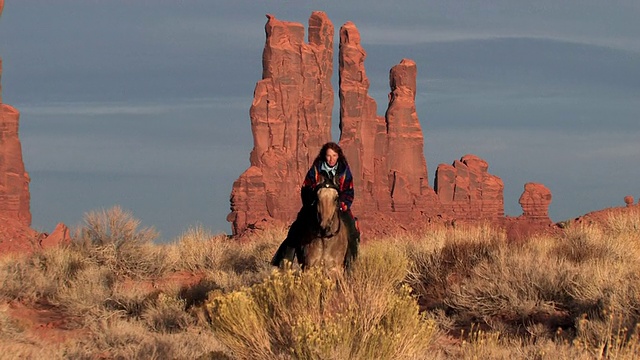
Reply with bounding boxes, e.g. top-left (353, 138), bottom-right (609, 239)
top-left (314, 142), bottom-right (348, 166)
